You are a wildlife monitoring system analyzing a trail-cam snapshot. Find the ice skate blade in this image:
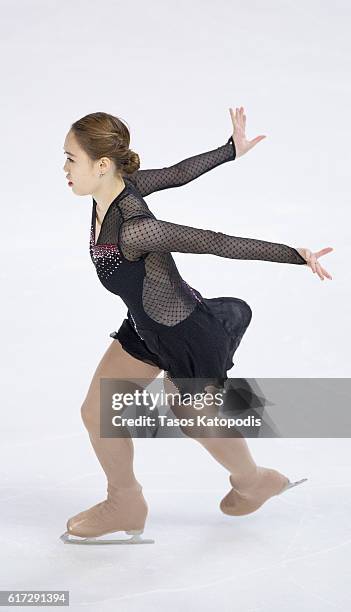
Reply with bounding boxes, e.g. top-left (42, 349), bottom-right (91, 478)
top-left (277, 477), bottom-right (308, 495)
top-left (59, 530), bottom-right (154, 545)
